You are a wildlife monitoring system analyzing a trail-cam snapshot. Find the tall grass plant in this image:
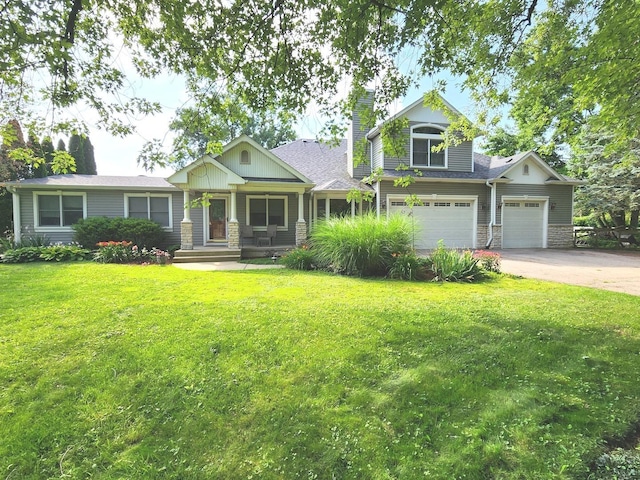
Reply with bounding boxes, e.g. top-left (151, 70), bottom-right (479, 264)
top-left (310, 212), bottom-right (413, 276)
